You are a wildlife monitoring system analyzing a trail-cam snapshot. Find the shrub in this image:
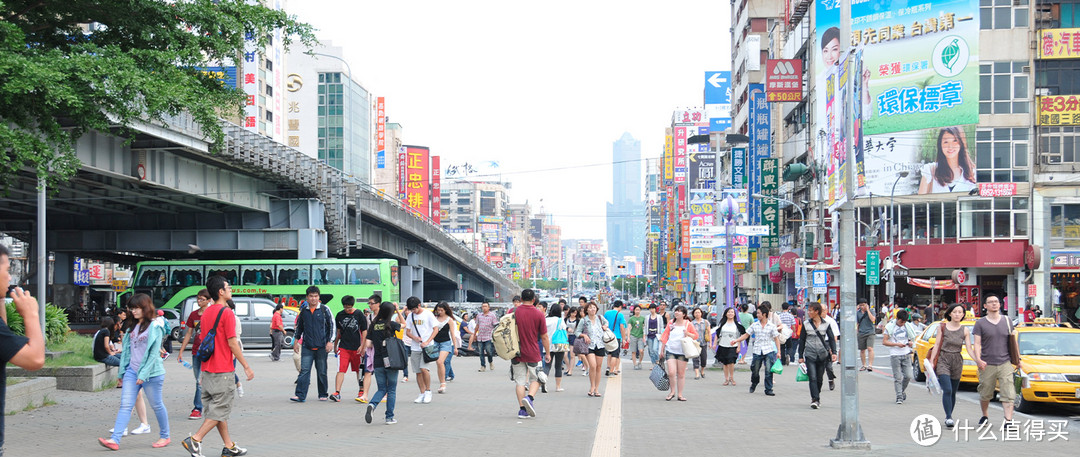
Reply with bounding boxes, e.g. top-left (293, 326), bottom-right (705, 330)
top-left (4, 302), bottom-right (69, 344)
